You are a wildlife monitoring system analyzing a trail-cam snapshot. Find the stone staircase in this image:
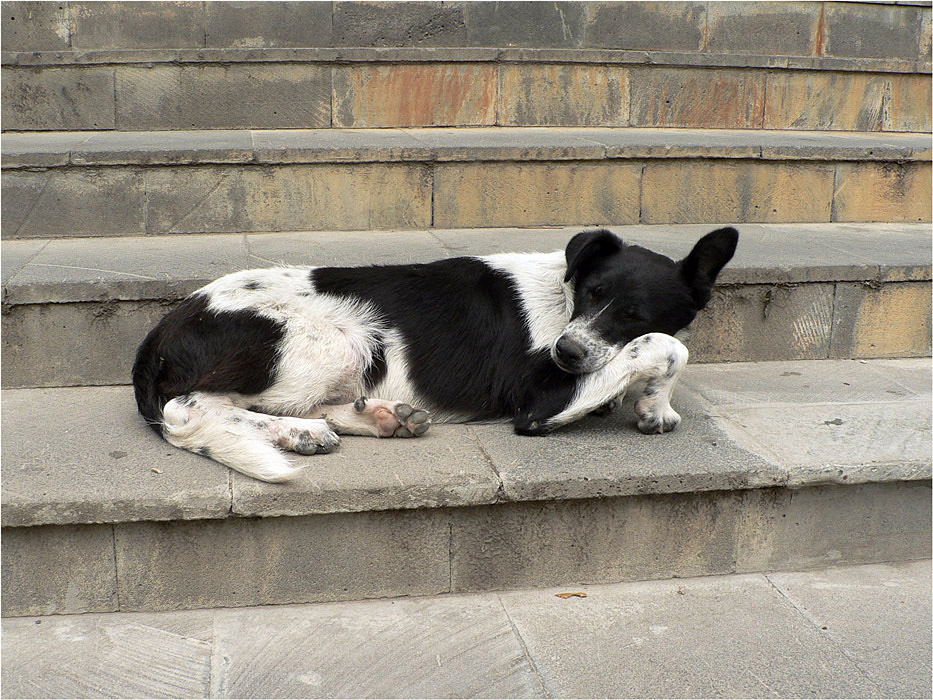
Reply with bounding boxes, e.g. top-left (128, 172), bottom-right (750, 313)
top-left (2, 1), bottom-right (930, 617)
